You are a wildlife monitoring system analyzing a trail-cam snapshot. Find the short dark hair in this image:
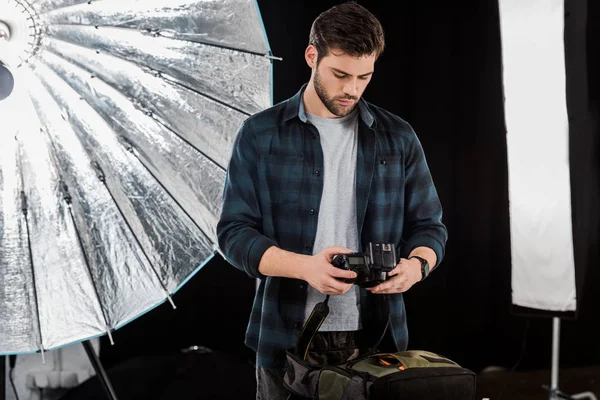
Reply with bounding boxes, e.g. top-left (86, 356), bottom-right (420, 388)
top-left (309, 1), bottom-right (385, 64)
